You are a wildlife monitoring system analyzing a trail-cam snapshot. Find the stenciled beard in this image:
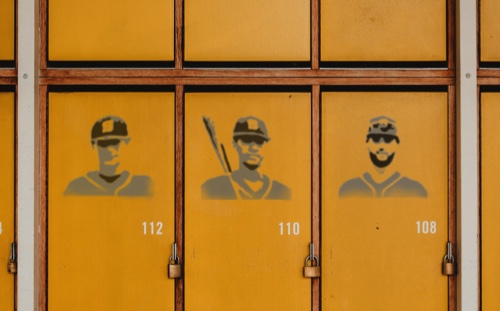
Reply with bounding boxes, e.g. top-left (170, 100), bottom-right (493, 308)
top-left (369, 152), bottom-right (395, 168)
top-left (243, 162), bottom-right (259, 170)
